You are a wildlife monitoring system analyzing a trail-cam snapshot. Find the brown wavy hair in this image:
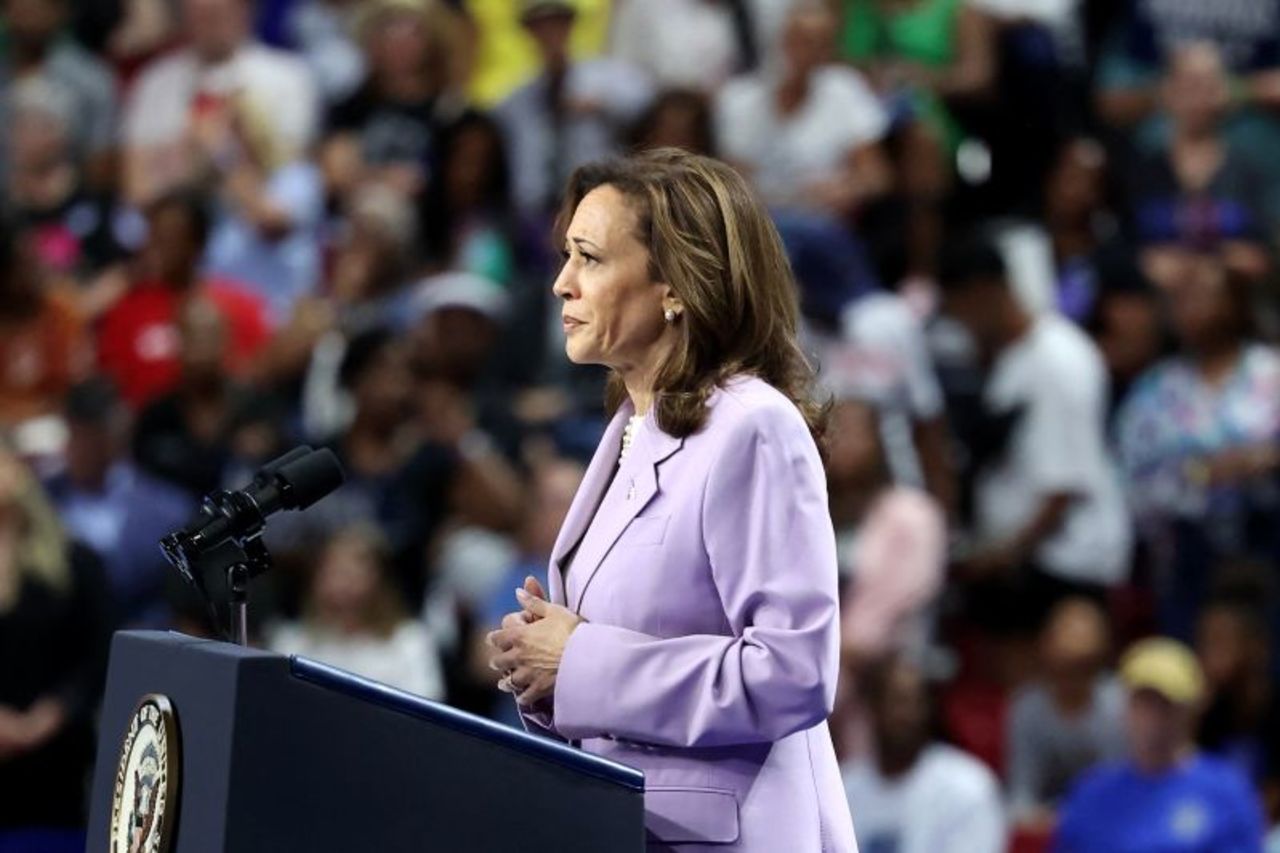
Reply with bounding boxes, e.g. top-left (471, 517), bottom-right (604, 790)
top-left (556, 149), bottom-right (829, 448)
